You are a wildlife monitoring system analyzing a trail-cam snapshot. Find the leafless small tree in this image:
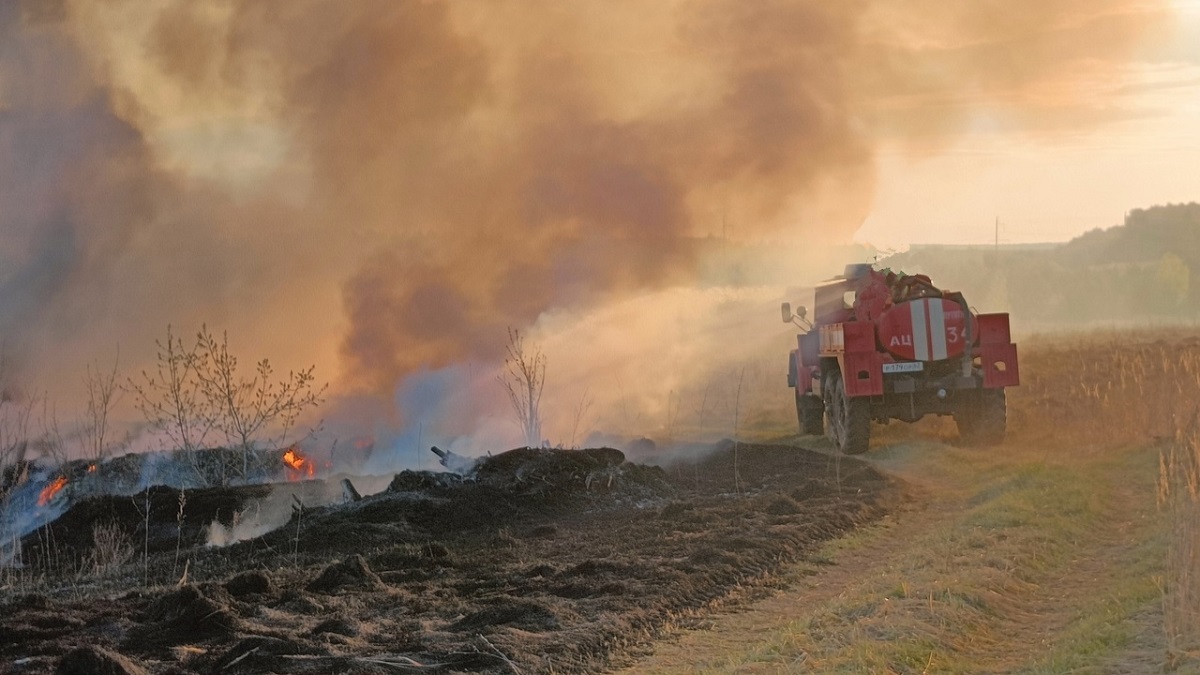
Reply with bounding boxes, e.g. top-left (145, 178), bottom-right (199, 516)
top-left (129, 325), bottom-right (325, 486)
top-left (498, 328), bottom-right (546, 447)
top-left (35, 398), bottom-right (69, 468)
top-left (193, 325), bottom-right (326, 482)
top-left (0, 346), bottom-right (33, 471)
top-left (568, 387), bottom-right (594, 449)
top-left (128, 325), bottom-right (213, 462)
top-left (80, 353), bottom-right (124, 463)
